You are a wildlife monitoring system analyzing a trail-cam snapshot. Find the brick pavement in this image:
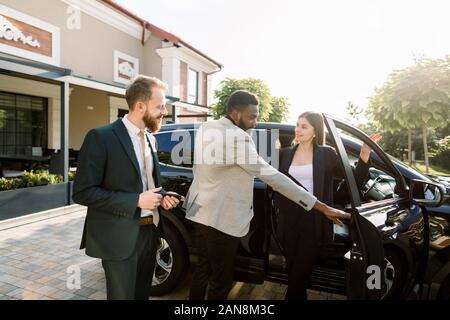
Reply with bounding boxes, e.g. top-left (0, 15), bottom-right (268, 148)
top-left (0, 205), bottom-right (345, 300)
